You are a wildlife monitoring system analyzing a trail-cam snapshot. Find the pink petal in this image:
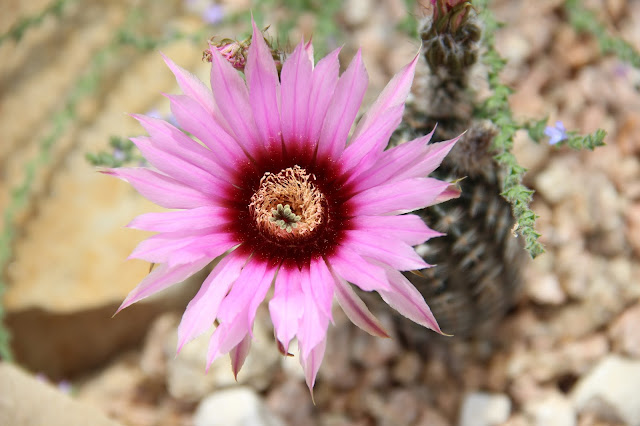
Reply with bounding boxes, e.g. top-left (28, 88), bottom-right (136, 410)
top-left (103, 168), bottom-right (212, 209)
top-left (348, 177), bottom-right (451, 215)
top-left (338, 103), bottom-right (403, 174)
top-left (133, 113), bottom-right (239, 179)
top-left (435, 182), bottom-right (462, 204)
top-left (308, 258), bottom-right (335, 320)
top-left (280, 40), bottom-right (313, 149)
top-left (207, 313), bottom-right (251, 368)
top-left (344, 229), bottom-right (429, 271)
top-left (177, 250), bottom-right (247, 351)
top-left (129, 231), bottom-right (238, 266)
top-left (379, 266), bottom-right (442, 333)
top-left (166, 94), bottom-right (248, 171)
top-left (246, 19), bottom-right (282, 153)
top-left (161, 52), bottom-right (216, 116)
top-left (216, 259), bottom-right (271, 324)
top-left (230, 333), bottom-right (252, 380)
top-left (166, 235), bottom-right (238, 267)
top-left (298, 266), bottom-right (331, 359)
top-left (269, 265), bottom-right (304, 352)
top-left (130, 137), bottom-right (235, 201)
top-left (116, 258), bottom-right (210, 314)
top-left (331, 270), bottom-right (389, 338)
top-left (350, 214), bottom-right (444, 246)
top-left (304, 48), bottom-right (341, 147)
top-left (127, 206), bottom-right (232, 232)
top-left (304, 39), bottom-right (314, 66)
top-left (328, 246), bottom-right (391, 292)
top-left (209, 45), bottom-right (263, 158)
top-left (300, 337), bottom-right (326, 396)
top-left (316, 49), bottom-right (368, 160)
top-left (394, 135), bottom-right (461, 181)
top-left (207, 260), bottom-right (277, 367)
top-left (345, 130), bottom-right (436, 191)
top-left (350, 53), bottom-right (418, 142)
